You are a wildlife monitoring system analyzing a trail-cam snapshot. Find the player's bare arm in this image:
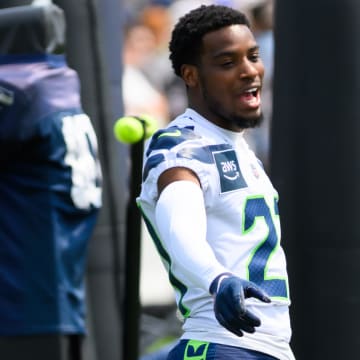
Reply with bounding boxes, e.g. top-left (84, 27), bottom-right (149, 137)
top-left (157, 166), bottom-right (200, 195)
